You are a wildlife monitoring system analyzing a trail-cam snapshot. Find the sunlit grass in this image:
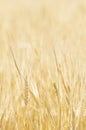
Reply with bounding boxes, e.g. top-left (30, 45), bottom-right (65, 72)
top-left (0, 0), bottom-right (86, 130)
